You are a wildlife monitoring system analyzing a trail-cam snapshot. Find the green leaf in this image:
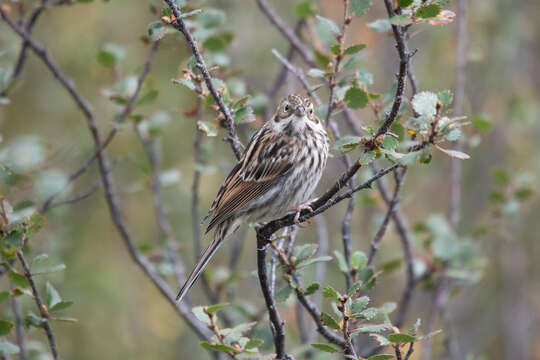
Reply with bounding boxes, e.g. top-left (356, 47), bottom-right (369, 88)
top-left (148, 21), bottom-right (167, 42)
top-left (367, 19), bottom-right (391, 33)
top-left (50, 301), bottom-right (74, 312)
top-left (24, 313), bottom-right (46, 328)
top-left (347, 281), bottom-right (363, 297)
top-left (34, 263), bottom-right (66, 275)
top-left (311, 343), bottom-right (340, 353)
top-left (321, 312), bottom-right (341, 330)
top-left (360, 307), bottom-right (378, 320)
top-left (492, 169), bottom-right (510, 186)
top-left (200, 342), bottom-right (237, 353)
top-left (205, 303), bottom-right (229, 314)
top-left (293, 244), bottom-right (319, 265)
top-left (390, 15), bottom-right (412, 25)
top-left (322, 286), bottom-right (339, 301)
top-left (203, 33), bottom-right (233, 52)
top-left (136, 89), bottom-right (159, 106)
top-left (304, 283), bottom-right (320, 295)
top-left (438, 90), bottom-right (453, 106)
top-left (435, 146), bottom-right (470, 159)
top-left (350, 296), bottom-right (370, 314)
top-left (412, 91), bottom-right (438, 117)
top-left (0, 320), bottom-right (13, 336)
top-left (368, 355), bottom-right (394, 360)
top-left (234, 107), bottom-right (254, 124)
top-left (350, 0), bottom-right (372, 16)
top-left (334, 250), bottom-right (349, 273)
top-left (515, 188), bottom-right (534, 202)
top-left (316, 15), bottom-right (340, 35)
top-left (344, 44), bottom-right (366, 56)
top-left (197, 8), bottom-right (226, 29)
top-left (334, 136), bottom-right (361, 154)
top-left (388, 333), bottom-right (417, 343)
top-left (400, 151), bottom-right (421, 166)
top-left (415, 4), bottom-right (442, 19)
top-left (192, 306), bottom-right (211, 325)
top-left (344, 87), bottom-right (369, 109)
top-left (359, 151), bottom-right (376, 165)
top-left (232, 96), bottom-right (250, 110)
top-left (299, 256), bottom-right (333, 268)
top-left (197, 120), bottom-right (217, 137)
top-left (353, 323), bottom-right (392, 334)
top-left (472, 114), bottom-right (492, 133)
top-left (330, 44), bottom-right (341, 56)
top-left (46, 282), bottom-right (62, 309)
top-left (398, 0), bottom-right (414, 8)
top-left (351, 251), bottom-right (367, 270)
top-left (314, 50), bottom-right (332, 69)
top-left (97, 43), bottom-right (125, 68)
top-left (9, 272), bottom-right (29, 289)
top-left (445, 128), bottom-right (461, 142)
top-left (275, 285), bottom-right (293, 303)
top-left (295, 1), bottom-right (317, 19)
top-left (245, 338), bottom-right (264, 349)
top-left (0, 341), bottom-right (19, 356)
